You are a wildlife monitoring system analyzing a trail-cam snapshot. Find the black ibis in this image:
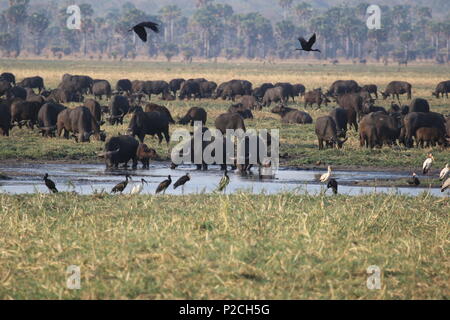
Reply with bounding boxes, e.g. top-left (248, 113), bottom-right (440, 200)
top-left (407, 173), bottom-right (420, 186)
top-left (296, 34), bottom-right (321, 53)
top-left (327, 178), bottom-right (338, 195)
top-left (156, 175), bottom-right (172, 194)
top-left (43, 173), bottom-right (58, 193)
top-left (173, 173), bottom-right (191, 193)
top-left (129, 21), bottom-right (159, 42)
top-left (111, 174), bottom-right (132, 194)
